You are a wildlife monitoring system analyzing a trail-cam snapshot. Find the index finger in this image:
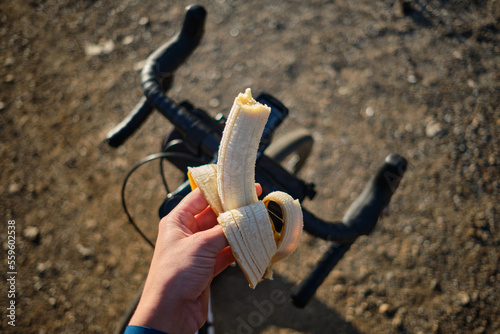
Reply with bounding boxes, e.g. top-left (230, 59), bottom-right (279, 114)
top-left (169, 188), bottom-right (209, 232)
